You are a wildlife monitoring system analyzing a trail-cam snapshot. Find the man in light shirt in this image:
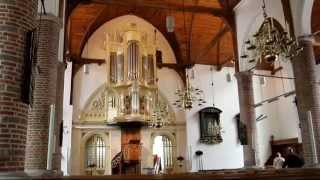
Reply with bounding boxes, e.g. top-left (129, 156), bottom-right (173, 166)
top-left (273, 152), bottom-right (285, 169)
